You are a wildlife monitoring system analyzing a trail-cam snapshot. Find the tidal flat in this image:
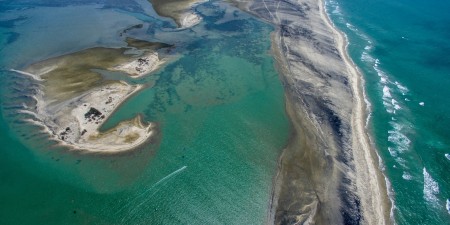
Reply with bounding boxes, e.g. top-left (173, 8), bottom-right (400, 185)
top-left (11, 37), bottom-right (174, 153)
